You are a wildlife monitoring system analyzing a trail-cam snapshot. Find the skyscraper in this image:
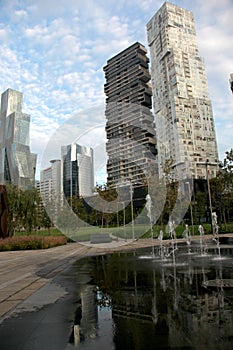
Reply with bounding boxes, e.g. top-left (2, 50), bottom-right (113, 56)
top-left (61, 143), bottom-right (94, 198)
top-left (104, 42), bottom-right (157, 187)
top-left (230, 73), bottom-right (233, 94)
top-left (0, 88), bottom-right (37, 189)
top-left (40, 159), bottom-right (61, 203)
top-left (147, 2), bottom-right (218, 180)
